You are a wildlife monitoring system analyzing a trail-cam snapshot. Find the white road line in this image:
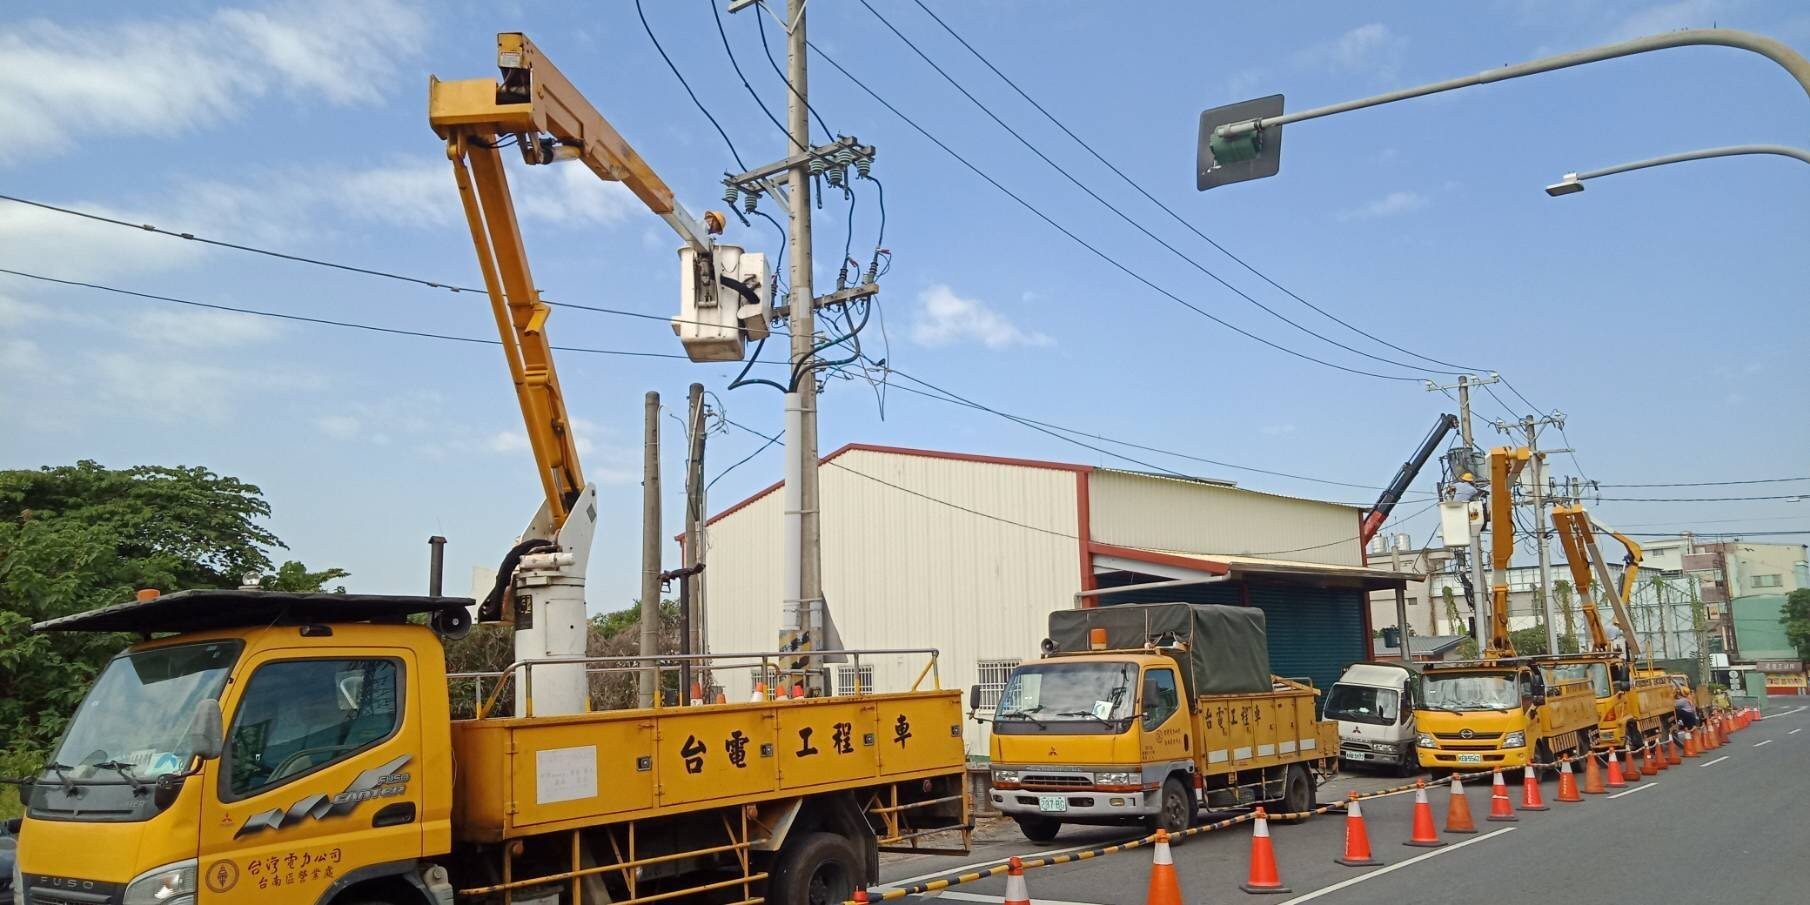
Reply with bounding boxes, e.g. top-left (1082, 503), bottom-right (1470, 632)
top-left (1273, 827), bottom-right (1517, 904)
top-left (1753, 739), bottom-right (1774, 748)
top-left (935, 892), bottom-right (1105, 905)
top-left (1776, 705), bottom-right (1807, 718)
top-left (878, 838), bottom-right (1131, 890)
top-left (1790, 727), bottom-right (1803, 735)
top-left (1608, 783), bottom-right (1659, 799)
top-left (1699, 755), bottom-right (1730, 768)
